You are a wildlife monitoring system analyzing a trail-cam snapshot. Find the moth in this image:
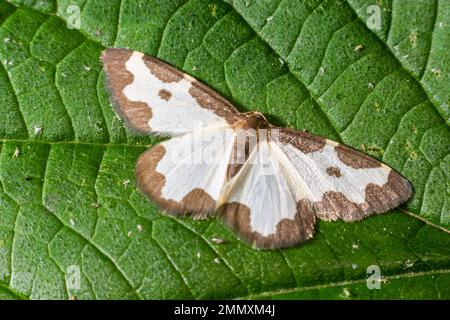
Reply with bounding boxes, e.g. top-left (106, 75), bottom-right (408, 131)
top-left (102, 48), bottom-right (412, 249)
